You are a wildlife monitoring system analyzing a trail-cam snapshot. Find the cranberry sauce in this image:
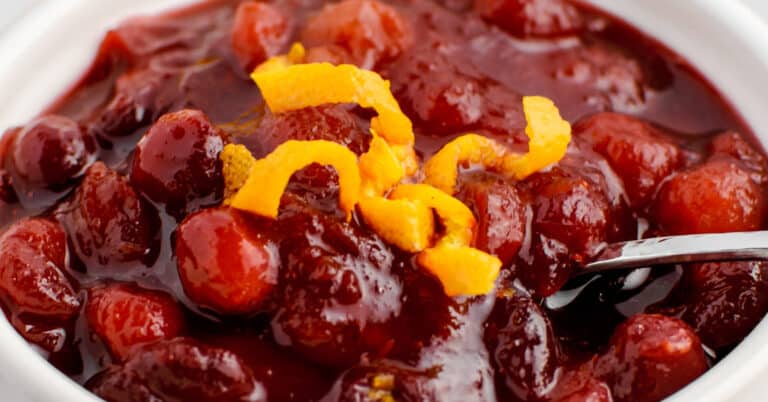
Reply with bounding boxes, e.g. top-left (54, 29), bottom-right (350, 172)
top-left (0, 1), bottom-right (766, 402)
